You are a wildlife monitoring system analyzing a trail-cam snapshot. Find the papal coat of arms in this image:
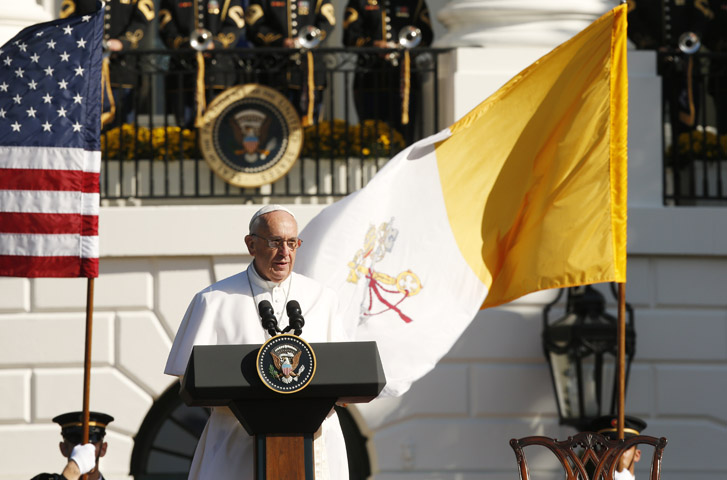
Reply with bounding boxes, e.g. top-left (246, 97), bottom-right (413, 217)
top-left (347, 218), bottom-right (422, 324)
